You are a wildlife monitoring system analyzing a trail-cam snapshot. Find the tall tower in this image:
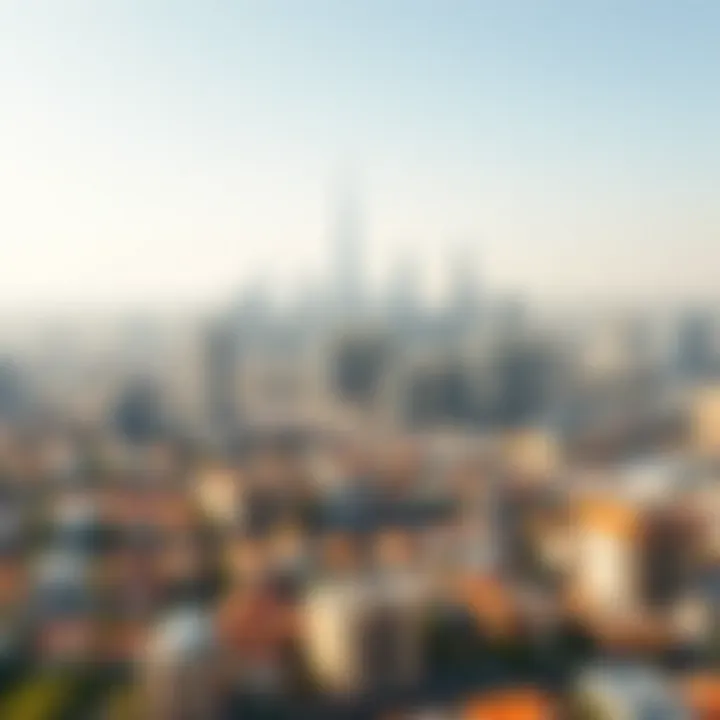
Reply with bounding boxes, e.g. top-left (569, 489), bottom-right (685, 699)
top-left (444, 244), bottom-right (482, 349)
top-left (332, 174), bottom-right (363, 317)
top-left (675, 308), bottom-right (717, 380)
top-left (388, 250), bottom-right (423, 332)
top-left (203, 314), bottom-right (239, 438)
top-left (448, 243), bottom-right (481, 318)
